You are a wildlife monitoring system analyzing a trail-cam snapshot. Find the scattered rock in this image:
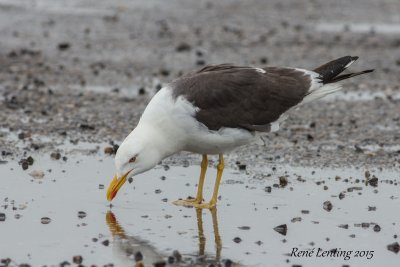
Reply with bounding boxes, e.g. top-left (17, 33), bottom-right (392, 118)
top-left (153, 261), bottom-right (166, 267)
top-left (72, 255), bottom-right (83, 264)
top-left (279, 176), bottom-right (288, 187)
top-left (264, 186), bottom-right (272, 193)
top-left (29, 170), bottom-right (45, 179)
top-left (0, 213), bottom-right (6, 222)
top-left (102, 239), bottom-right (110, 246)
top-left (323, 201), bottom-right (333, 212)
top-left (104, 147), bottom-right (114, 155)
top-left (338, 224), bottom-right (349, 229)
top-left (238, 226), bottom-right (250, 230)
top-left (50, 152), bottom-right (61, 160)
top-left (175, 42), bottom-right (191, 52)
top-left (26, 156), bottom-right (34, 165)
top-left (77, 211), bottom-right (87, 219)
top-left (367, 176), bottom-right (378, 187)
top-left (172, 250), bottom-right (182, 262)
top-left (41, 217), bottom-right (51, 224)
top-left (58, 42), bottom-right (71, 51)
top-left (387, 242), bottom-right (400, 254)
top-left (134, 251), bottom-right (143, 261)
top-left (338, 192), bottom-right (345, 200)
top-left (233, 237), bottom-right (242, 243)
top-left (291, 217), bottom-right (302, 223)
top-left (167, 256), bottom-right (174, 264)
top-left (373, 224), bottom-right (381, 232)
top-left (224, 259), bottom-right (233, 267)
top-left (138, 87), bottom-right (146, 95)
top-left (273, 224), bottom-right (287, 236)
